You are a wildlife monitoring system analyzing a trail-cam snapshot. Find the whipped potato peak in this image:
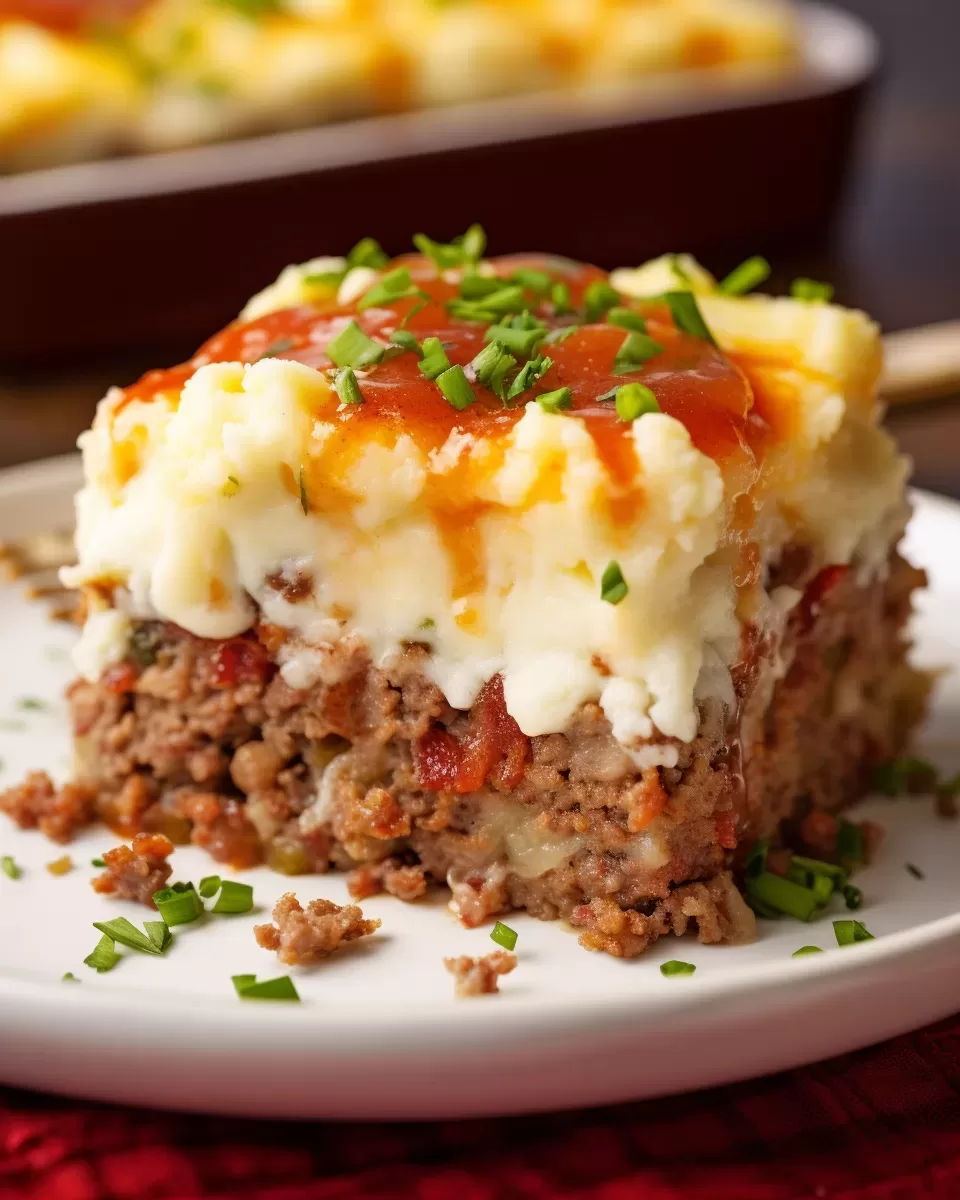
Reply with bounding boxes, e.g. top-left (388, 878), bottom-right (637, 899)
top-left (65, 243), bottom-right (908, 757)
